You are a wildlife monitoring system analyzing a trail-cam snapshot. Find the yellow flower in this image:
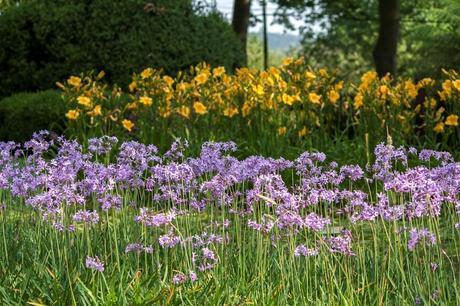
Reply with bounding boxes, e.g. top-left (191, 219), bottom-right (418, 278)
top-left (223, 106), bottom-right (238, 118)
top-left (65, 109), bottom-right (80, 120)
top-left (305, 71), bottom-right (316, 80)
top-left (298, 126), bottom-right (308, 138)
top-left (433, 122), bottom-right (445, 133)
top-left (194, 73), bottom-right (209, 86)
top-left (177, 106), bottom-right (190, 118)
top-left (252, 84), bottom-right (264, 96)
top-left (445, 114), bottom-right (459, 126)
top-left (77, 96), bottom-right (92, 108)
top-left (163, 76), bottom-right (174, 87)
top-left (177, 82), bottom-right (189, 92)
top-left (67, 76), bottom-right (81, 88)
top-left (360, 71), bottom-right (377, 86)
top-left (282, 93), bottom-right (295, 106)
top-left (404, 81), bottom-right (418, 99)
top-left (87, 105), bottom-right (102, 117)
top-left (418, 78), bottom-right (434, 87)
top-left (282, 57), bottom-right (293, 66)
top-left (442, 80), bottom-right (452, 93)
top-left (328, 90), bottom-right (340, 104)
top-left (212, 66), bottom-right (226, 77)
top-left (354, 94), bottom-right (364, 109)
top-left (122, 119), bottom-right (134, 132)
top-left (453, 80), bottom-right (460, 91)
top-left (139, 96), bottom-right (153, 106)
top-left (309, 92), bottom-right (321, 105)
top-left (278, 126), bottom-right (287, 136)
top-left (377, 85), bottom-right (390, 99)
top-left (141, 68), bottom-right (153, 79)
top-left (128, 81), bottom-right (137, 92)
top-left (193, 102), bottom-right (207, 115)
